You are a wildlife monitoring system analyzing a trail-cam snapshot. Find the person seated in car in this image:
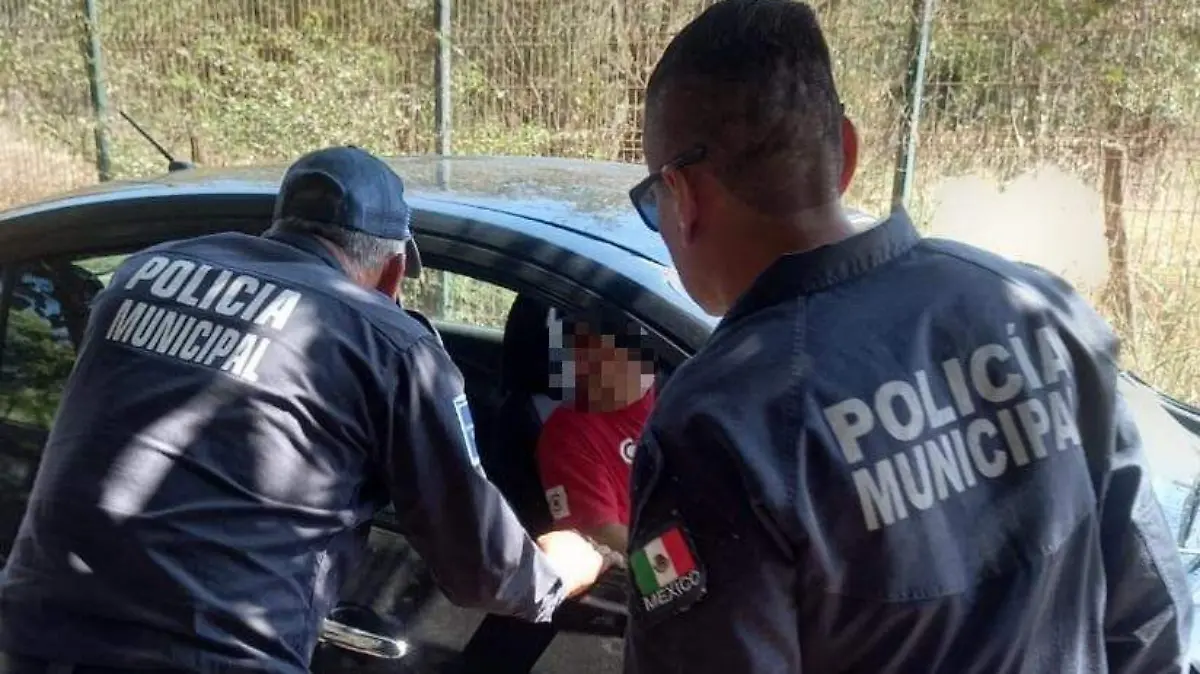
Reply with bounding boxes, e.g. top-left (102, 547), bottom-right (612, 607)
top-left (536, 307), bottom-right (657, 555)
